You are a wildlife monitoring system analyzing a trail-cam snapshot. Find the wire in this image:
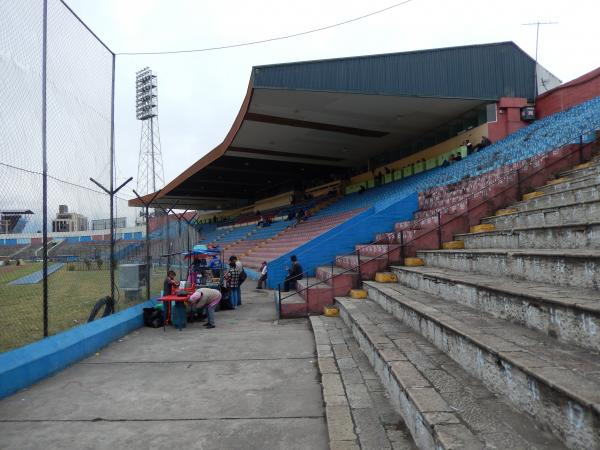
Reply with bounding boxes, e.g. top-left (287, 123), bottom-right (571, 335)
top-left (116, 0), bottom-right (415, 56)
